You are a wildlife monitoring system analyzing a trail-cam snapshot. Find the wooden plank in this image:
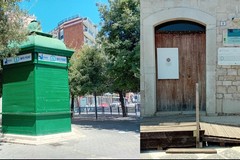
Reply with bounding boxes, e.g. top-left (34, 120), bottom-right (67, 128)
top-left (157, 122), bottom-right (197, 126)
top-left (166, 148), bottom-right (217, 154)
top-left (141, 136), bottom-right (198, 150)
top-left (141, 125), bottom-right (197, 131)
top-left (141, 130), bottom-right (205, 140)
top-left (203, 136), bottom-right (240, 143)
top-left (221, 125), bottom-right (233, 138)
top-left (208, 123), bottom-right (218, 136)
top-left (203, 123), bottom-right (240, 139)
top-left (141, 128), bottom-right (197, 132)
top-left (141, 126), bottom-right (197, 132)
top-left (223, 125), bottom-right (236, 139)
top-left (216, 124), bottom-right (230, 137)
top-left (226, 125), bottom-right (240, 139)
top-left (143, 122), bottom-right (196, 127)
top-left (200, 122), bottom-right (210, 135)
top-left (209, 123), bottom-right (219, 136)
top-left (201, 122), bottom-right (217, 136)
